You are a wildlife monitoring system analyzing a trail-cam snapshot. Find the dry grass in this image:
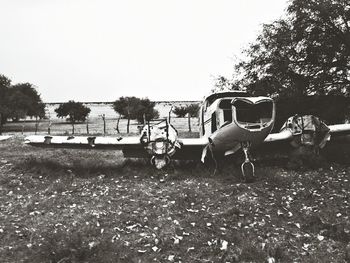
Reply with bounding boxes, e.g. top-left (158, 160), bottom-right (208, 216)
top-left (0, 137), bottom-right (349, 262)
